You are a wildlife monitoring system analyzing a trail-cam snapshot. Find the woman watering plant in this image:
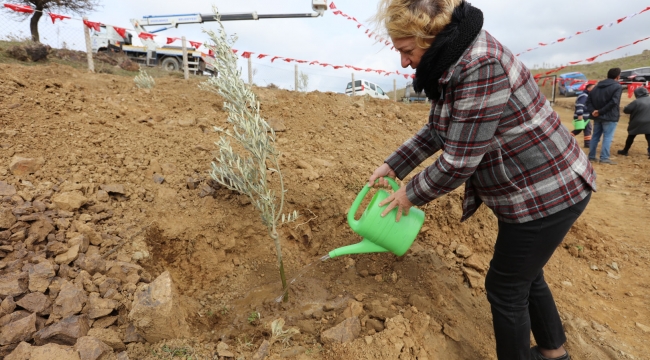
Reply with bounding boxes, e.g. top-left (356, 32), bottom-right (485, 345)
top-left (367, 1), bottom-right (596, 359)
